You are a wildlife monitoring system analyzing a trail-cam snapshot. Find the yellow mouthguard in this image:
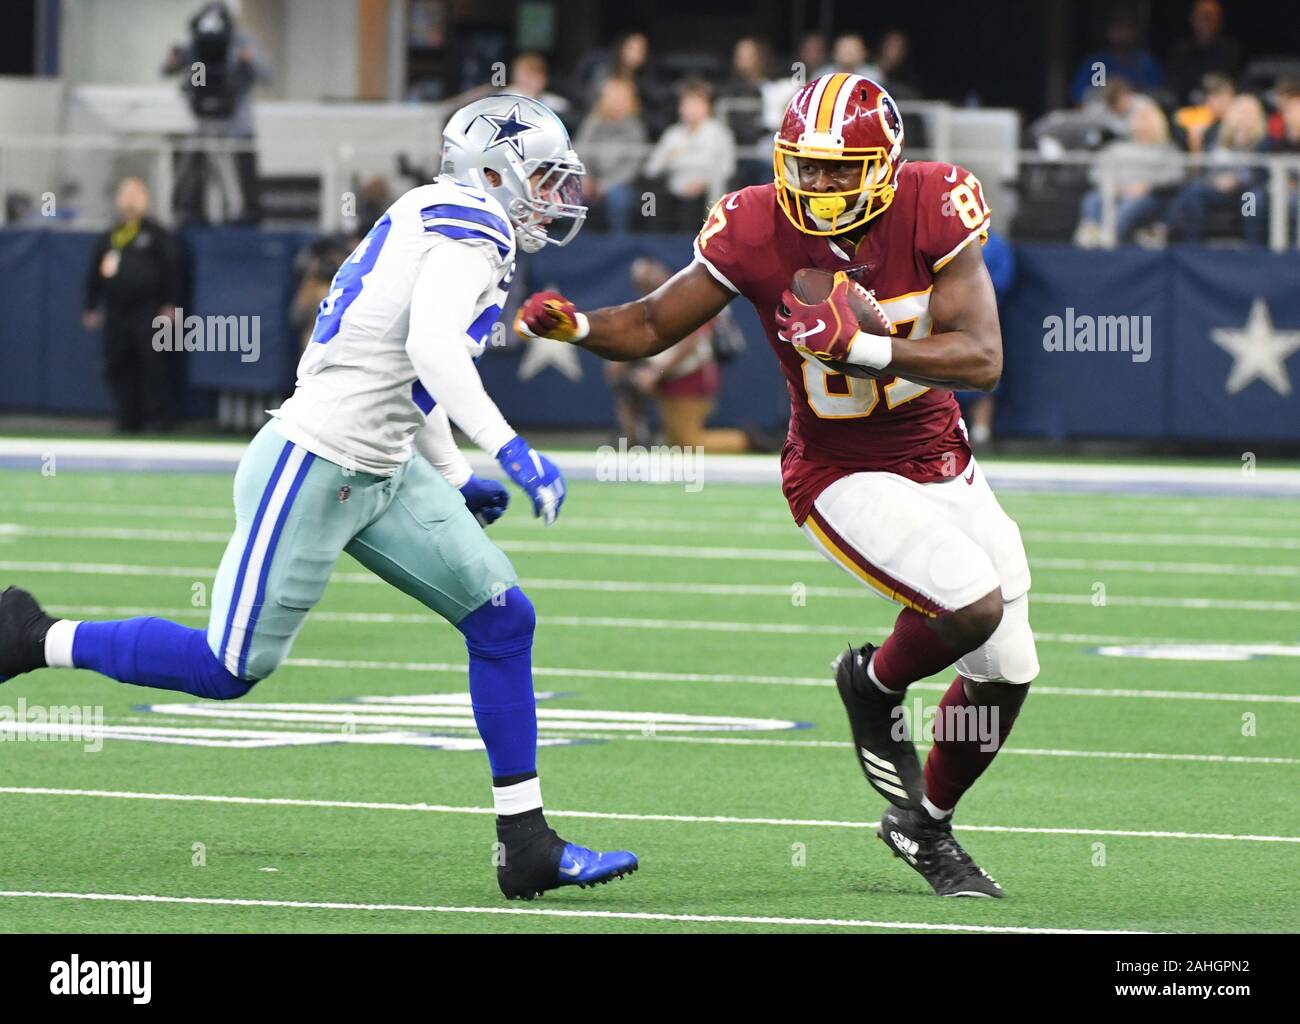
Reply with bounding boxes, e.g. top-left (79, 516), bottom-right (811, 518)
top-left (807, 195), bottom-right (848, 222)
